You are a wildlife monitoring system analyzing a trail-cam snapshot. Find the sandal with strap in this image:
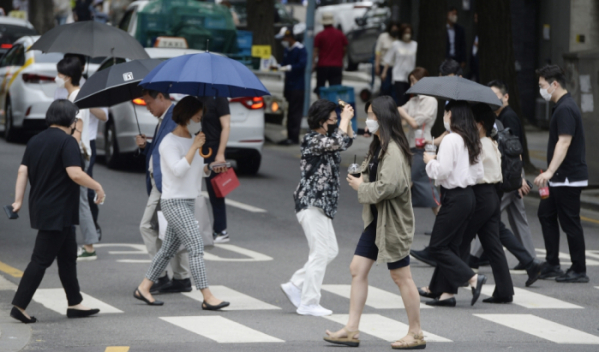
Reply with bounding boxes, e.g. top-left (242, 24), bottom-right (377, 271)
top-left (323, 327), bottom-right (360, 347)
top-left (391, 332), bottom-right (426, 350)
